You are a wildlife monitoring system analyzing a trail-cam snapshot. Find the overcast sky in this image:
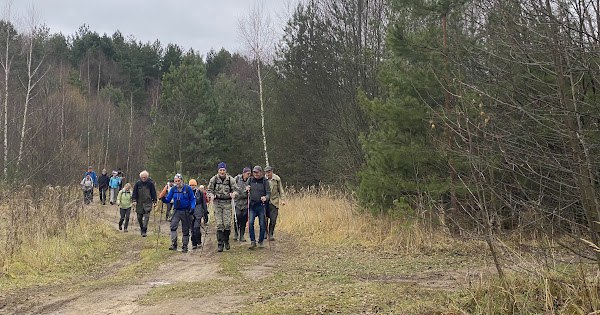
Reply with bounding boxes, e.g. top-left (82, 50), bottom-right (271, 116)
top-left (7, 0), bottom-right (298, 55)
